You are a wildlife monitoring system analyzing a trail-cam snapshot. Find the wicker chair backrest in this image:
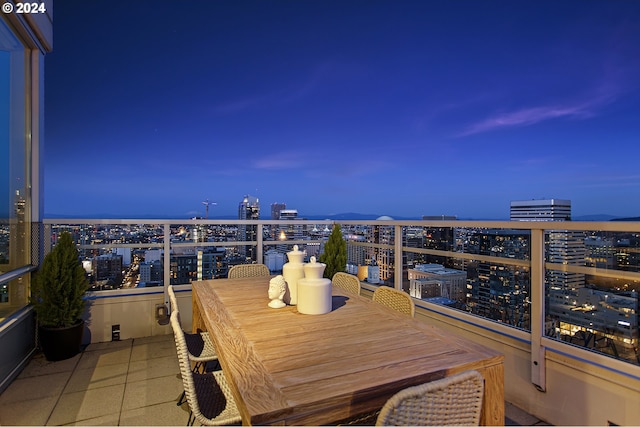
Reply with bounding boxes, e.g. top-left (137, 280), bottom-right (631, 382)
top-left (372, 286), bottom-right (415, 317)
top-left (228, 263), bottom-right (271, 278)
top-left (332, 272), bottom-right (361, 295)
top-left (375, 370), bottom-right (484, 426)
